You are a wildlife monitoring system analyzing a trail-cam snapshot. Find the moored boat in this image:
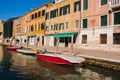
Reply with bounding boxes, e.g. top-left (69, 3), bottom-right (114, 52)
top-left (6, 46), bottom-right (20, 51)
top-left (17, 49), bottom-right (37, 55)
top-left (36, 53), bottom-right (85, 65)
